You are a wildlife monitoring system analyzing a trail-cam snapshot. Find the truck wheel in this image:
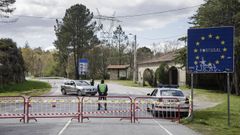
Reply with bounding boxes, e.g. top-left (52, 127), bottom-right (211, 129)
top-left (61, 89), bottom-right (66, 95)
